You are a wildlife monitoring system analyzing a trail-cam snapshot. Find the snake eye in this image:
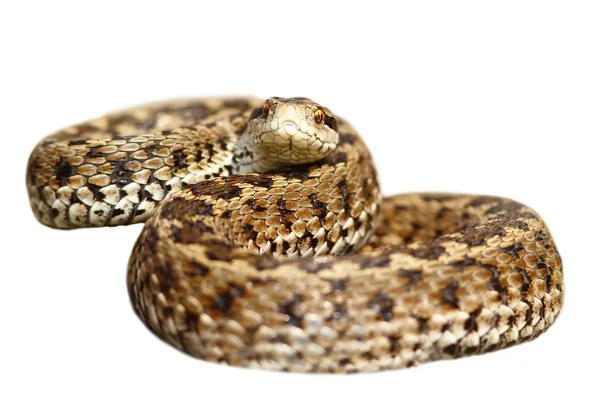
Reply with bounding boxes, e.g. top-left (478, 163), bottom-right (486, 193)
top-left (314, 109), bottom-right (325, 124)
top-left (261, 103), bottom-right (270, 118)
